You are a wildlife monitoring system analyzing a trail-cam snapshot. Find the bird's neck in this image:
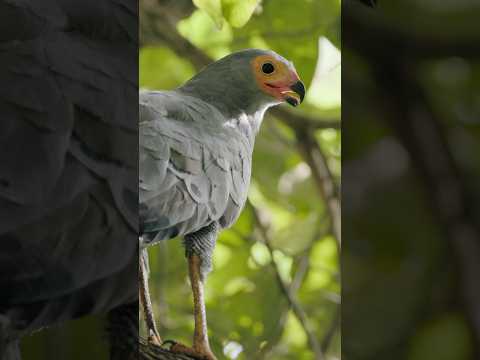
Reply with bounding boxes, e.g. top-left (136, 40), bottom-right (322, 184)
top-left (177, 84), bottom-right (277, 144)
top-left (222, 104), bottom-right (271, 142)
top-left (179, 82), bottom-right (271, 117)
